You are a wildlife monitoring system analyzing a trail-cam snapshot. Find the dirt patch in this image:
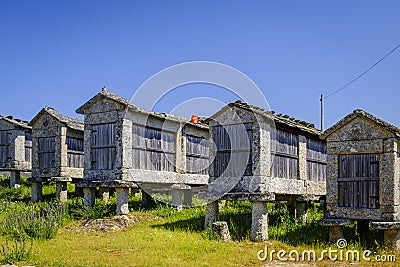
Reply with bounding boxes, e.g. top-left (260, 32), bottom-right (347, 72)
top-left (70, 213), bottom-right (159, 232)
